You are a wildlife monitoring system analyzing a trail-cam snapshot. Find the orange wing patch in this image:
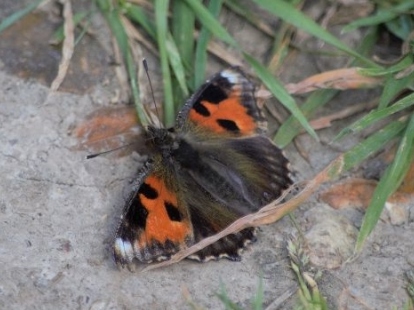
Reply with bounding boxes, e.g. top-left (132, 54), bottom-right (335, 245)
top-left (189, 97), bottom-right (256, 135)
top-left (139, 175), bottom-right (192, 245)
